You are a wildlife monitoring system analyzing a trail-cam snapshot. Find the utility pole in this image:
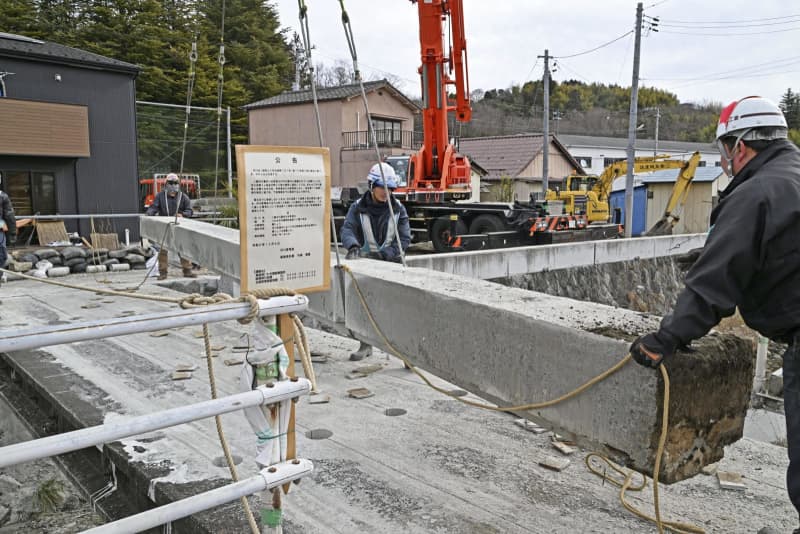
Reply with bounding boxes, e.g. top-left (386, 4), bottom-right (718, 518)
top-left (538, 49), bottom-right (550, 195)
top-left (653, 106), bottom-right (660, 157)
top-left (624, 3), bottom-right (643, 238)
